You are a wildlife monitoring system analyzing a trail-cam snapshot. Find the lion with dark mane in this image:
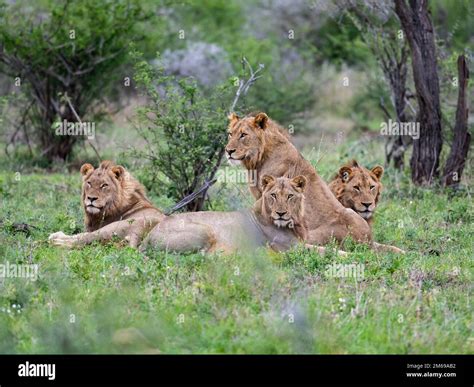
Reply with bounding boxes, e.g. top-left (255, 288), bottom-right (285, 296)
top-left (49, 160), bottom-right (164, 248)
